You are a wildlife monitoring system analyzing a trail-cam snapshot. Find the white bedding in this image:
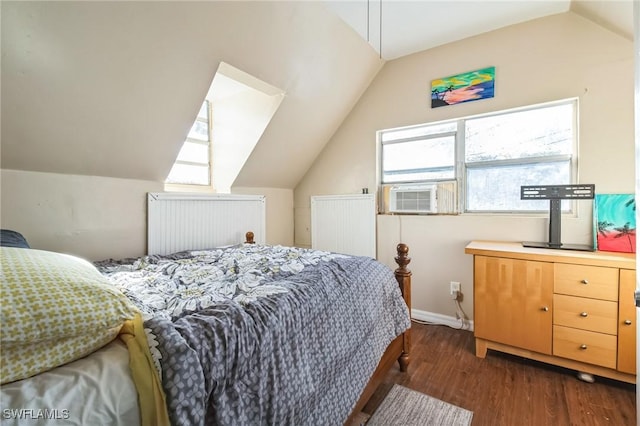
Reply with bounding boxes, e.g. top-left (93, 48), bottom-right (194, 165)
top-left (0, 339), bottom-right (139, 426)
